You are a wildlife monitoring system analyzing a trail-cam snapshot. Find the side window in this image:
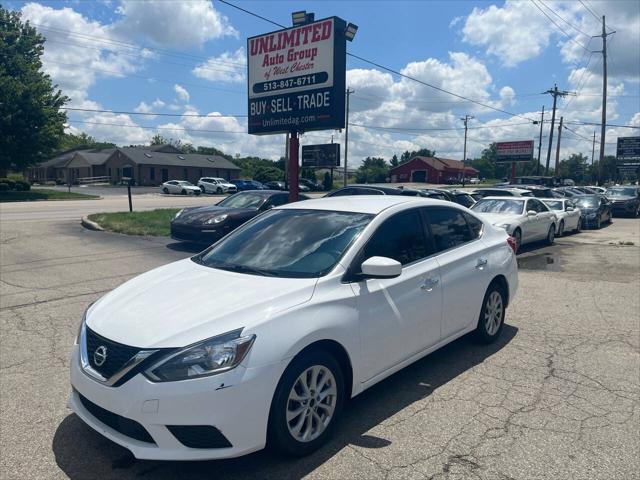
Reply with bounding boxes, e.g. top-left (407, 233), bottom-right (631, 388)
top-left (330, 188), bottom-right (355, 197)
top-left (427, 208), bottom-right (473, 252)
top-left (355, 188), bottom-right (384, 195)
top-left (362, 210), bottom-right (430, 265)
top-left (271, 194), bottom-right (289, 207)
top-left (528, 199), bottom-right (547, 212)
top-left (463, 212), bottom-right (483, 239)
